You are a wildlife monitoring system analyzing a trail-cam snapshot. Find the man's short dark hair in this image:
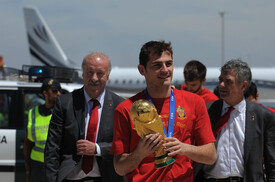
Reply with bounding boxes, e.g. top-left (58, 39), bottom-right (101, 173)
top-left (184, 60), bottom-right (206, 82)
top-left (139, 40), bottom-right (173, 68)
top-left (244, 82), bottom-right (258, 99)
top-left (41, 78), bottom-right (61, 92)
